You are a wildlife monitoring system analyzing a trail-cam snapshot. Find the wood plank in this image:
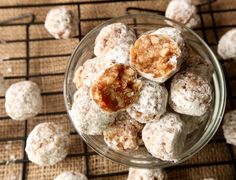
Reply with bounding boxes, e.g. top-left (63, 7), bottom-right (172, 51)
top-left (26, 156), bottom-right (84, 180)
top-left (0, 5), bottom-right (78, 23)
top-left (88, 155), bottom-right (128, 175)
top-left (29, 39), bottom-right (79, 56)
